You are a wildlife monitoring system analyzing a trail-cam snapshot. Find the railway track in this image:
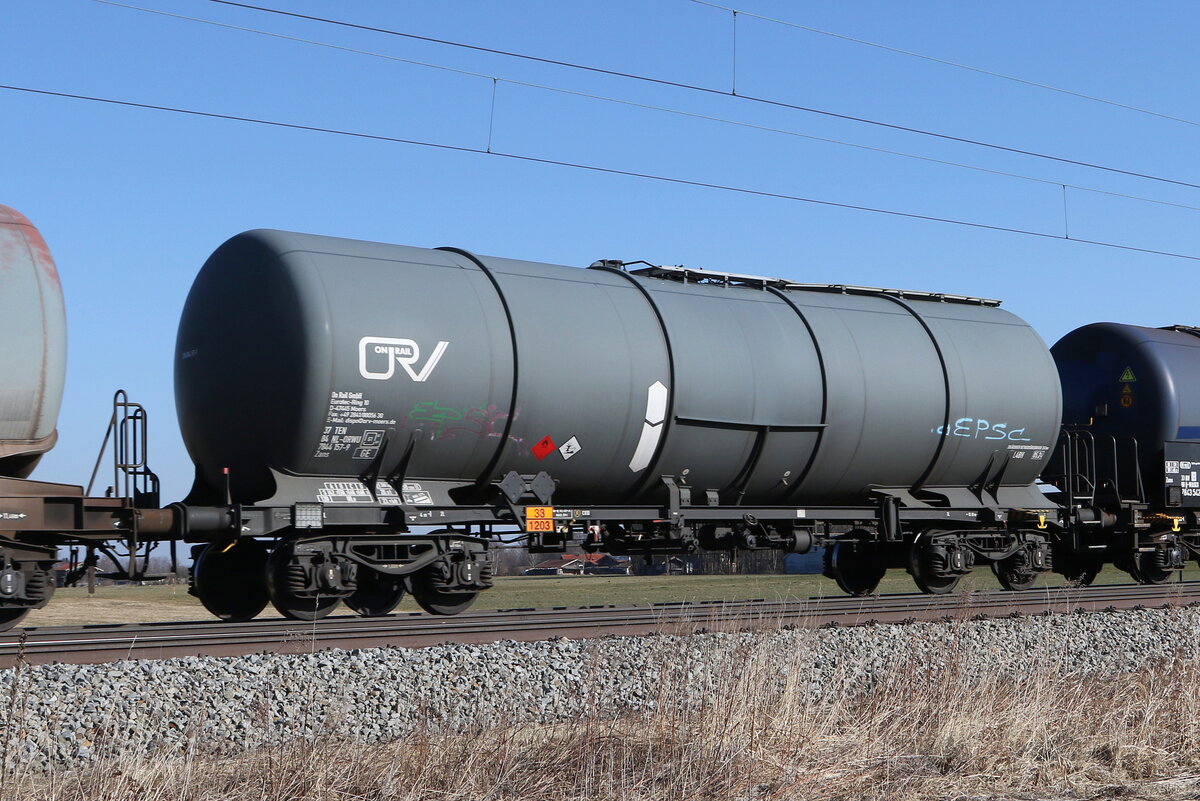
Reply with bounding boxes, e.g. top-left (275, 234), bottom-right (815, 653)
top-left (1, 582), bottom-right (1197, 668)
